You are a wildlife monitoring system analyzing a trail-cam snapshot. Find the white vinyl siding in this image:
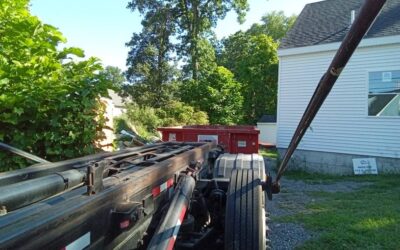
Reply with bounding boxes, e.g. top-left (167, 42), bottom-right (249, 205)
top-left (257, 123), bottom-right (277, 145)
top-left (277, 42), bottom-right (400, 159)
